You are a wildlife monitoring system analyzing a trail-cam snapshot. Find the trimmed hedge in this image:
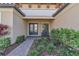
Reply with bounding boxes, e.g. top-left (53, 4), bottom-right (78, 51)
top-left (16, 35), bottom-right (25, 44)
top-left (51, 28), bottom-right (79, 48)
top-left (0, 37), bottom-right (11, 49)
